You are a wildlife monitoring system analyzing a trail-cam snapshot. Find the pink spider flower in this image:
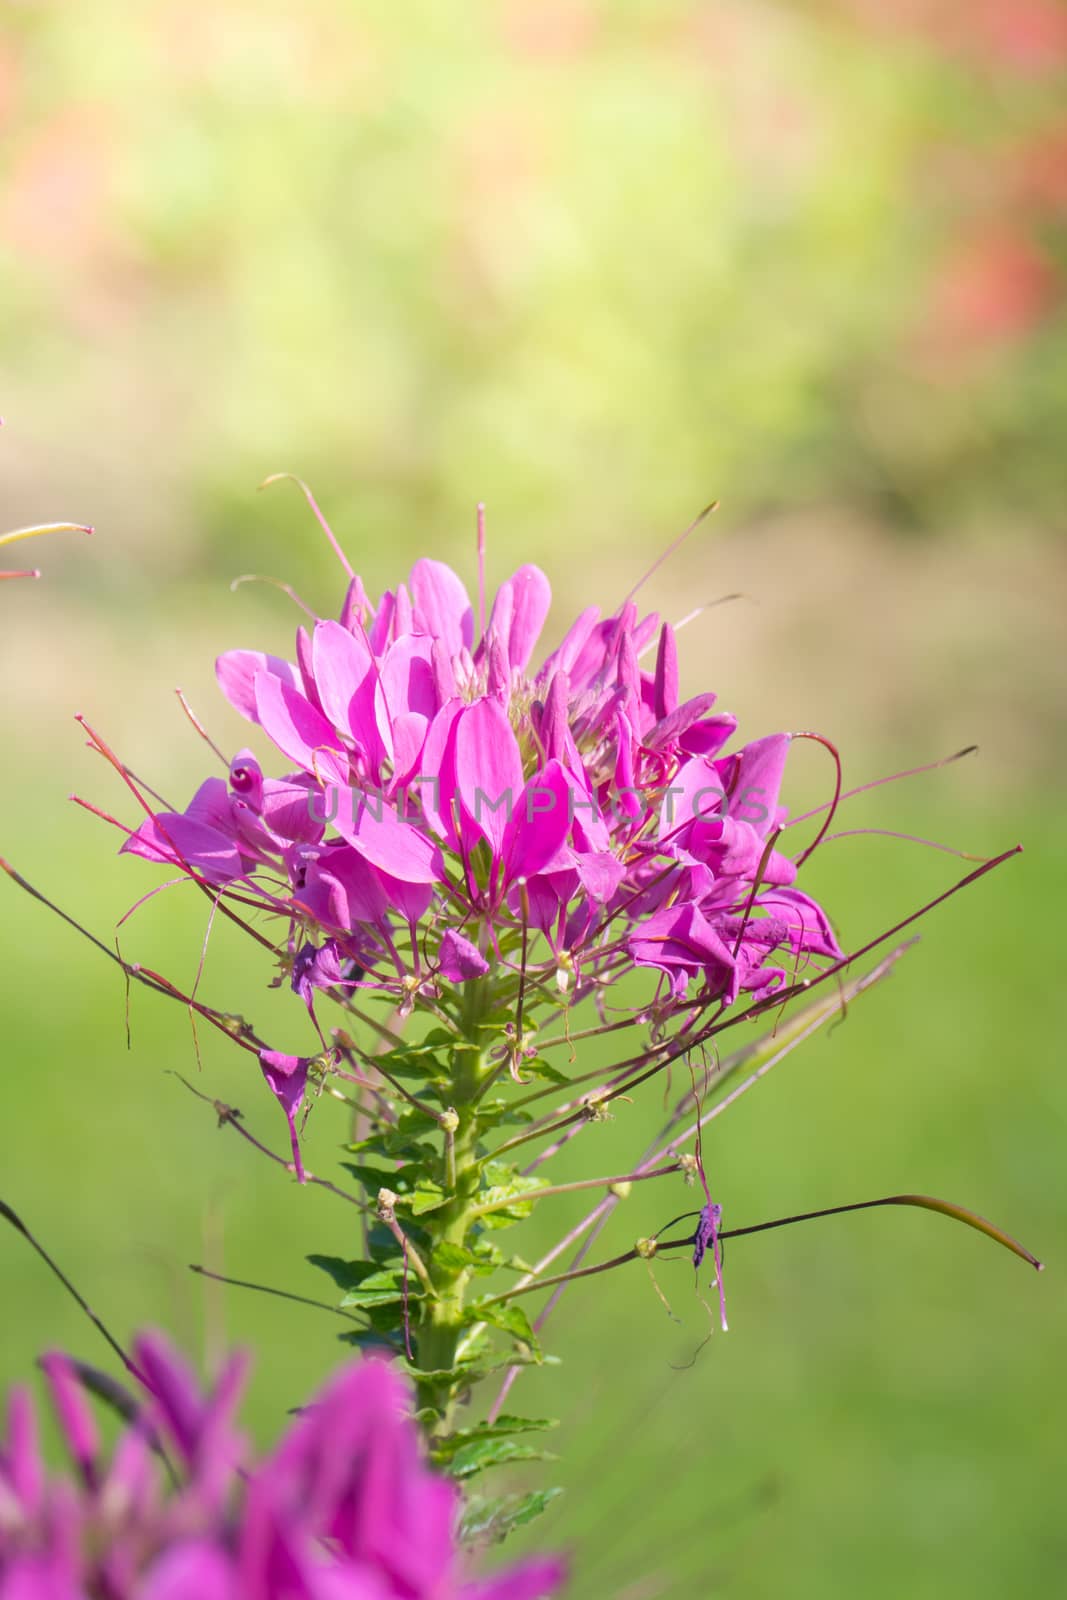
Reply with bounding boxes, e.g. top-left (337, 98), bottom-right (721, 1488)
top-left (116, 547), bottom-right (842, 1157)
